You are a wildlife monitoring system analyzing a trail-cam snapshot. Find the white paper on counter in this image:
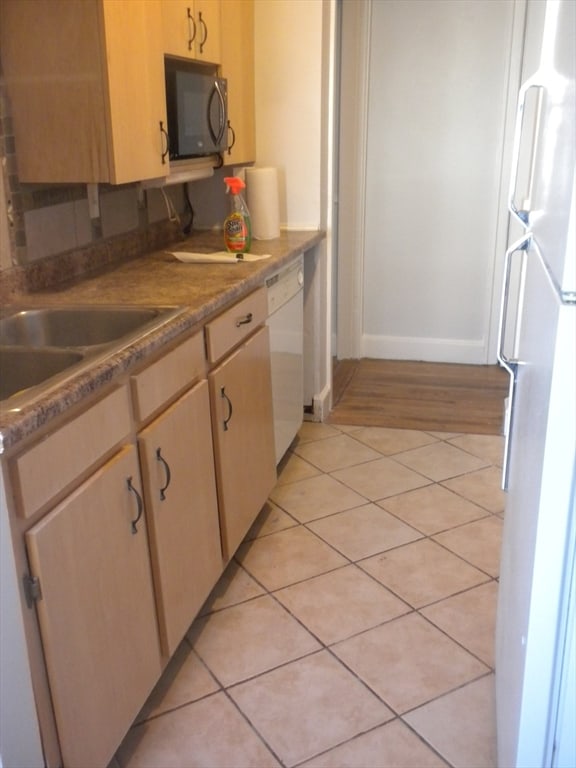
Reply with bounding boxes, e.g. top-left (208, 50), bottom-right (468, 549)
top-left (169, 251), bottom-right (271, 264)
